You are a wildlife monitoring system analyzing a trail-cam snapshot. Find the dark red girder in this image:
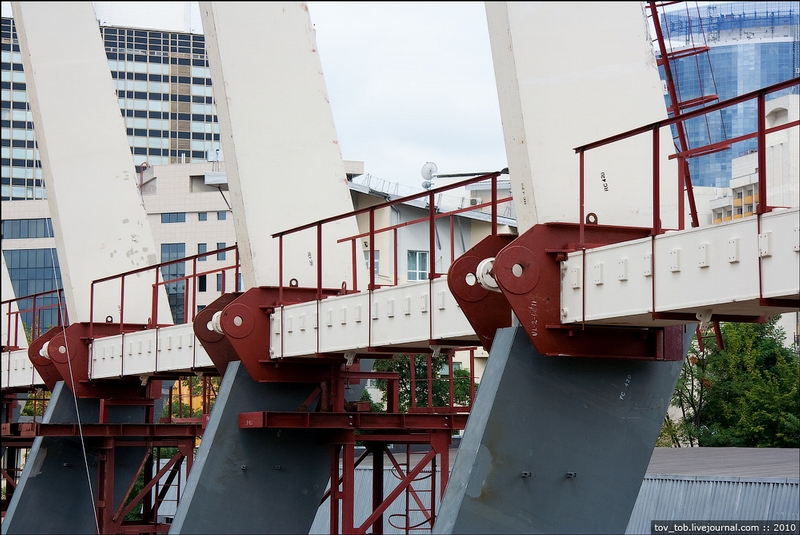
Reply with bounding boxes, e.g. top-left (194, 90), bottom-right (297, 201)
top-left (447, 234), bottom-right (517, 351)
top-left (29, 322), bottom-right (162, 398)
top-left (453, 223), bottom-right (686, 361)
